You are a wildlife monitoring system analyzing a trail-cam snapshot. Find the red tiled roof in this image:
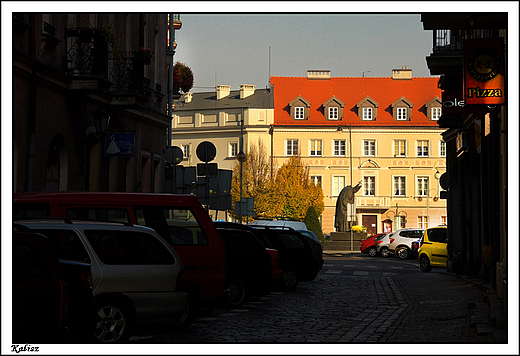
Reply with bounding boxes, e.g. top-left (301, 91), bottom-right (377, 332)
top-left (270, 76), bottom-right (442, 126)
